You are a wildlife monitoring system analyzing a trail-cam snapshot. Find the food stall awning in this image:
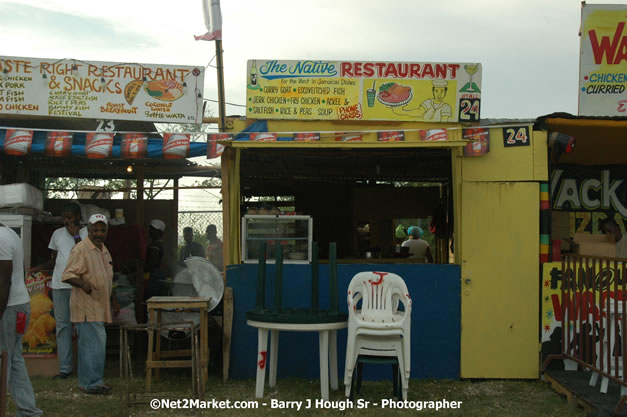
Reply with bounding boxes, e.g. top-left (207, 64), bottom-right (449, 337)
top-left (536, 112), bottom-right (627, 166)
